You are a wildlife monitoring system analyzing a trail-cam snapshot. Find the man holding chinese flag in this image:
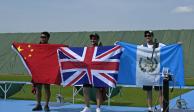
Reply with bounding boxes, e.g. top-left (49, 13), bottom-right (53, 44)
top-left (12, 32), bottom-right (65, 111)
